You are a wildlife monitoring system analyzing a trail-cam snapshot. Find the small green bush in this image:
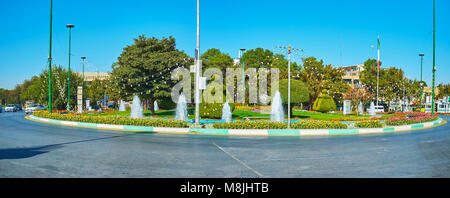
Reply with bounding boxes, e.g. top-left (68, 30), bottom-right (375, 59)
top-left (313, 89), bottom-right (336, 113)
top-left (200, 102), bottom-right (235, 119)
